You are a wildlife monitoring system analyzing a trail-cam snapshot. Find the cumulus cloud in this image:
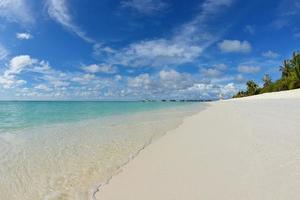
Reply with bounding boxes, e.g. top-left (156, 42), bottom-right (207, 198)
top-left (220, 83), bottom-right (237, 96)
top-left (182, 82), bottom-right (238, 99)
top-left (46, 0), bottom-right (94, 43)
top-left (8, 55), bottom-right (36, 73)
top-left (0, 0), bottom-right (34, 24)
top-left (0, 55), bottom-right (74, 90)
top-left (121, 0), bottom-right (168, 15)
top-left (71, 74), bottom-right (95, 85)
top-left (262, 50), bottom-right (279, 59)
top-left (158, 70), bottom-right (193, 90)
top-left (110, 39), bottom-right (203, 67)
top-left (126, 70), bottom-right (193, 97)
top-left (126, 70), bottom-right (203, 99)
top-left (0, 55), bottom-right (36, 88)
top-left (0, 55), bottom-right (116, 99)
top-left (81, 64), bottom-right (118, 74)
top-left (218, 40), bottom-right (251, 53)
top-left (34, 84), bottom-right (52, 91)
top-left (200, 63), bottom-right (227, 78)
top-left (16, 32), bottom-right (33, 40)
top-left (128, 73), bottom-right (151, 89)
top-left (237, 65), bottom-right (260, 73)
top-left (0, 55), bottom-right (240, 100)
